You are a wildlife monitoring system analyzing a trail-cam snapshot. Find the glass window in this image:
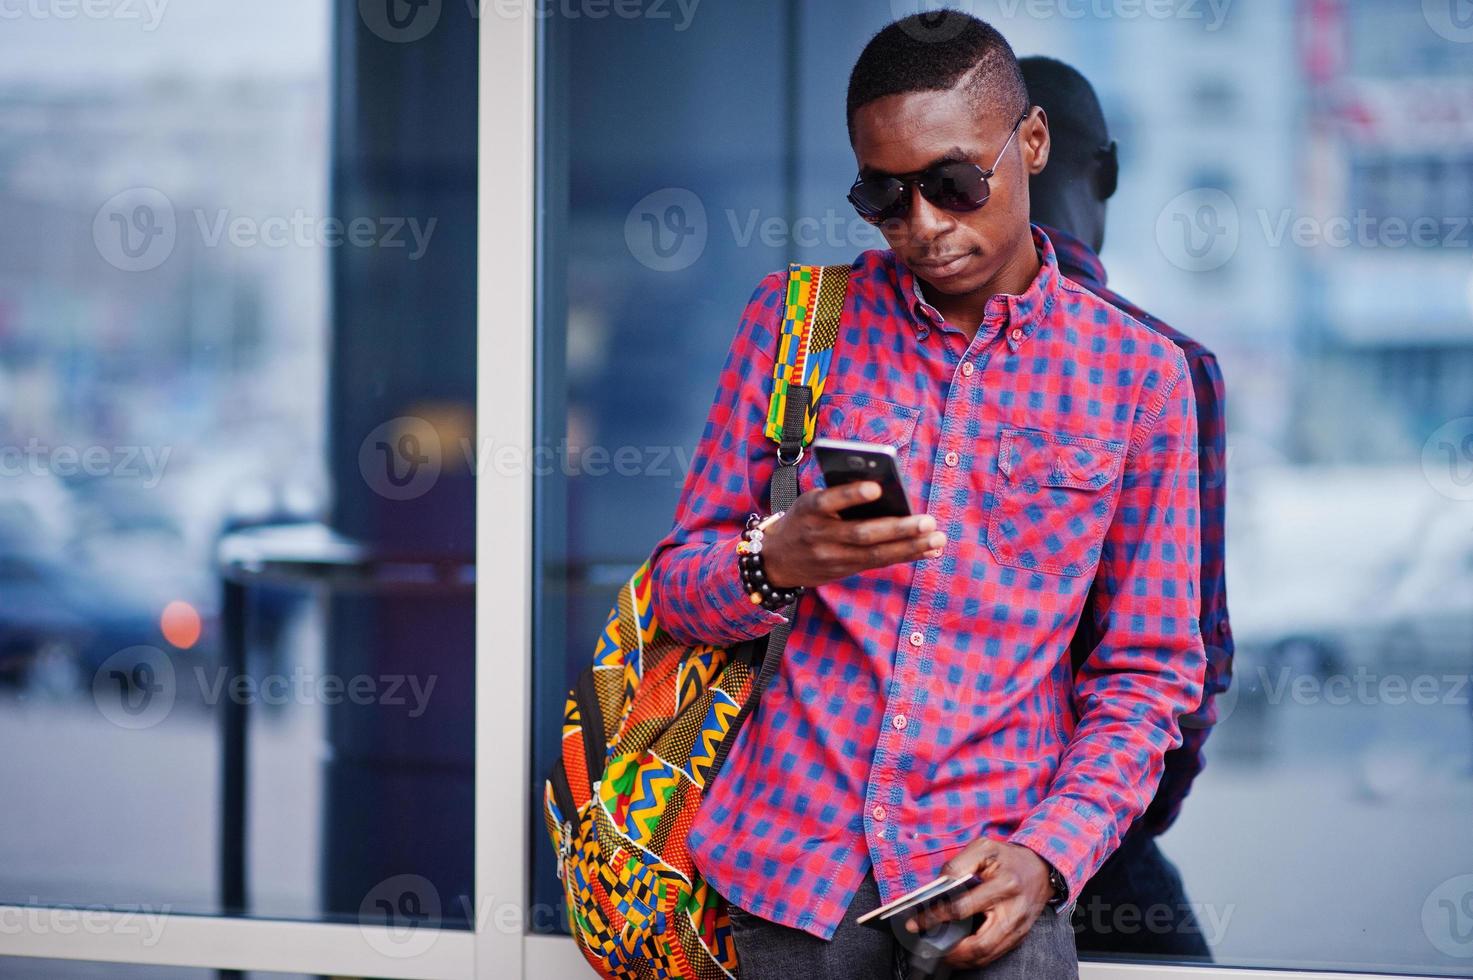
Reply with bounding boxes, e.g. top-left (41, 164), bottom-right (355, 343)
top-left (532, 1), bottom-right (1473, 975)
top-left (0, 0), bottom-right (477, 927)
